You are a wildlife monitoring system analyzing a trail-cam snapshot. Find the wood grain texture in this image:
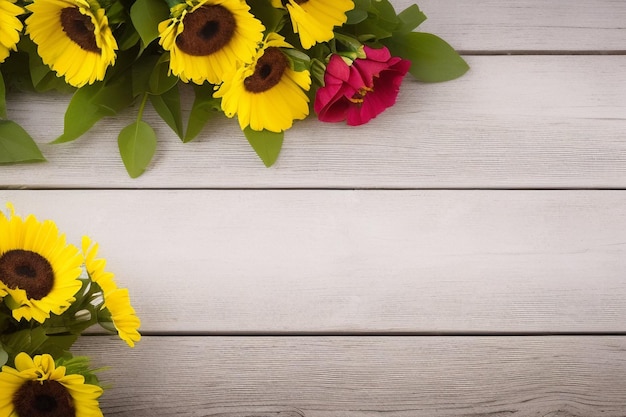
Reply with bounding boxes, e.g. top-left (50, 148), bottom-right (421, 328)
top-left (413, 0), bottom-right (626, 52)
top-left (72, 336), bottom-right (626, 416)
top-left (2, 2), bottom-right (625, 414)
top-left (2, 56), bottom-right (626, 189)
top-left (2, 189), bottom-right (624, 333)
